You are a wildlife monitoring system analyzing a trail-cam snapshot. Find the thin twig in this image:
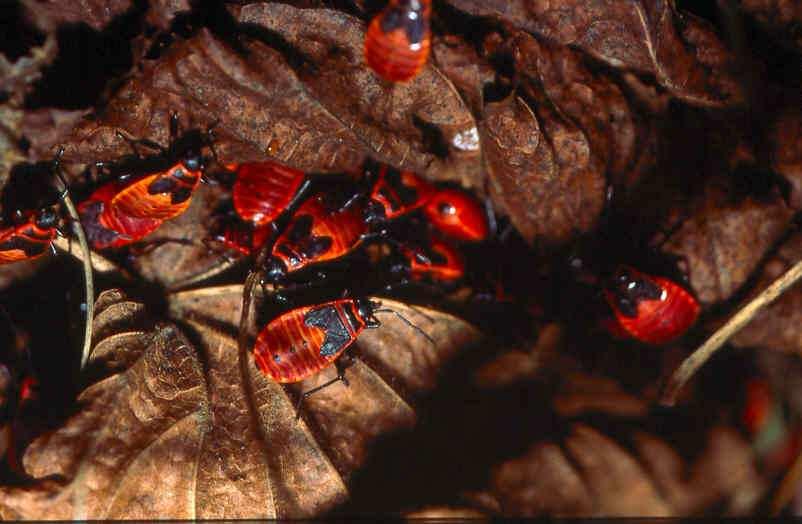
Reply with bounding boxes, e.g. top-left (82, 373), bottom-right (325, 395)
top-left (60, 191), bottom-right (95, 370)
top-left (661, 259), bottom-right (802, 406)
